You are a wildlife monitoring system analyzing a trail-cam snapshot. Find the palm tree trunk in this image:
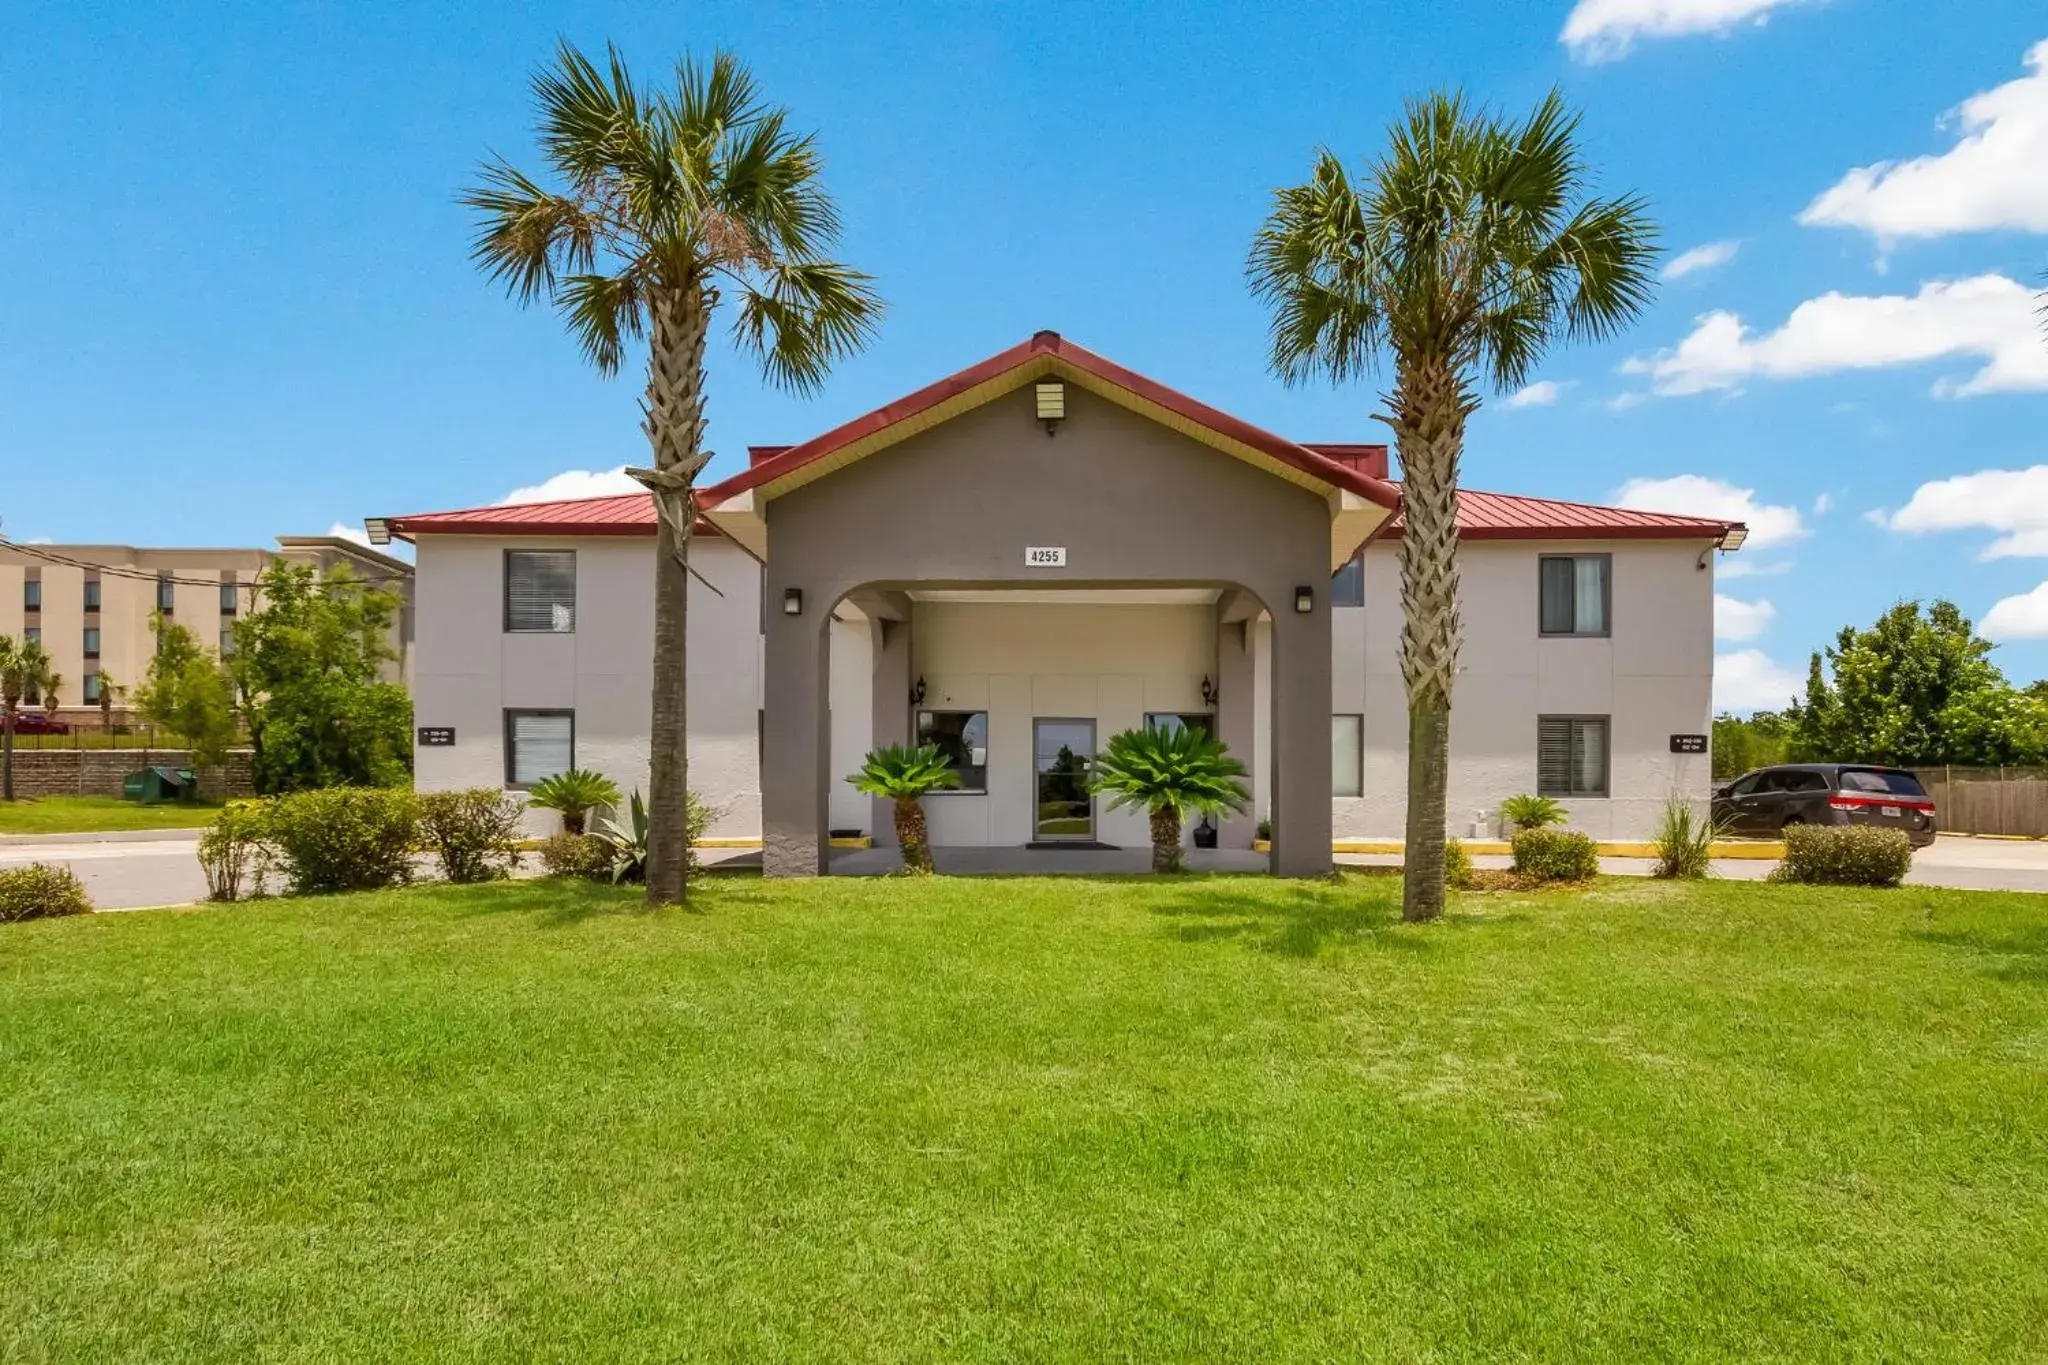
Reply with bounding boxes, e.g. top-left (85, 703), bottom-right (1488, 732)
top-left (640, 283), bottom-right (712, 907)
top-left (1149, 806), bottom-right (1182, 873)
top-left (2, 704), bottom-right (14, 803)
top-left (1392, 356), bottom-right (1469, 923)
top-left (894, 796), bottom-right (933, 873)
